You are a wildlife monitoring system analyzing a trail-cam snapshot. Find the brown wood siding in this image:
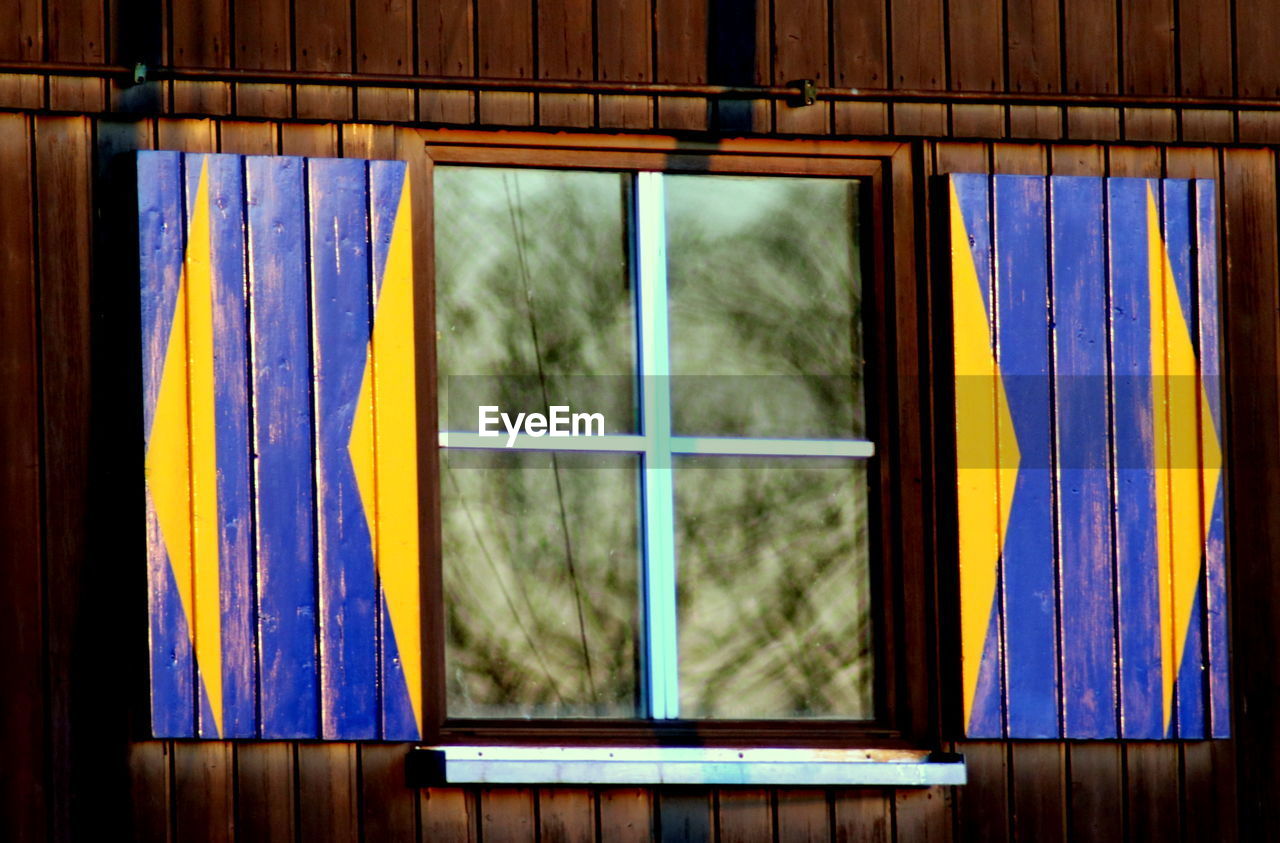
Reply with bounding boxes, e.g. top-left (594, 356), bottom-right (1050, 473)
top-left (2, 0), bottom-right (1280, 839)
